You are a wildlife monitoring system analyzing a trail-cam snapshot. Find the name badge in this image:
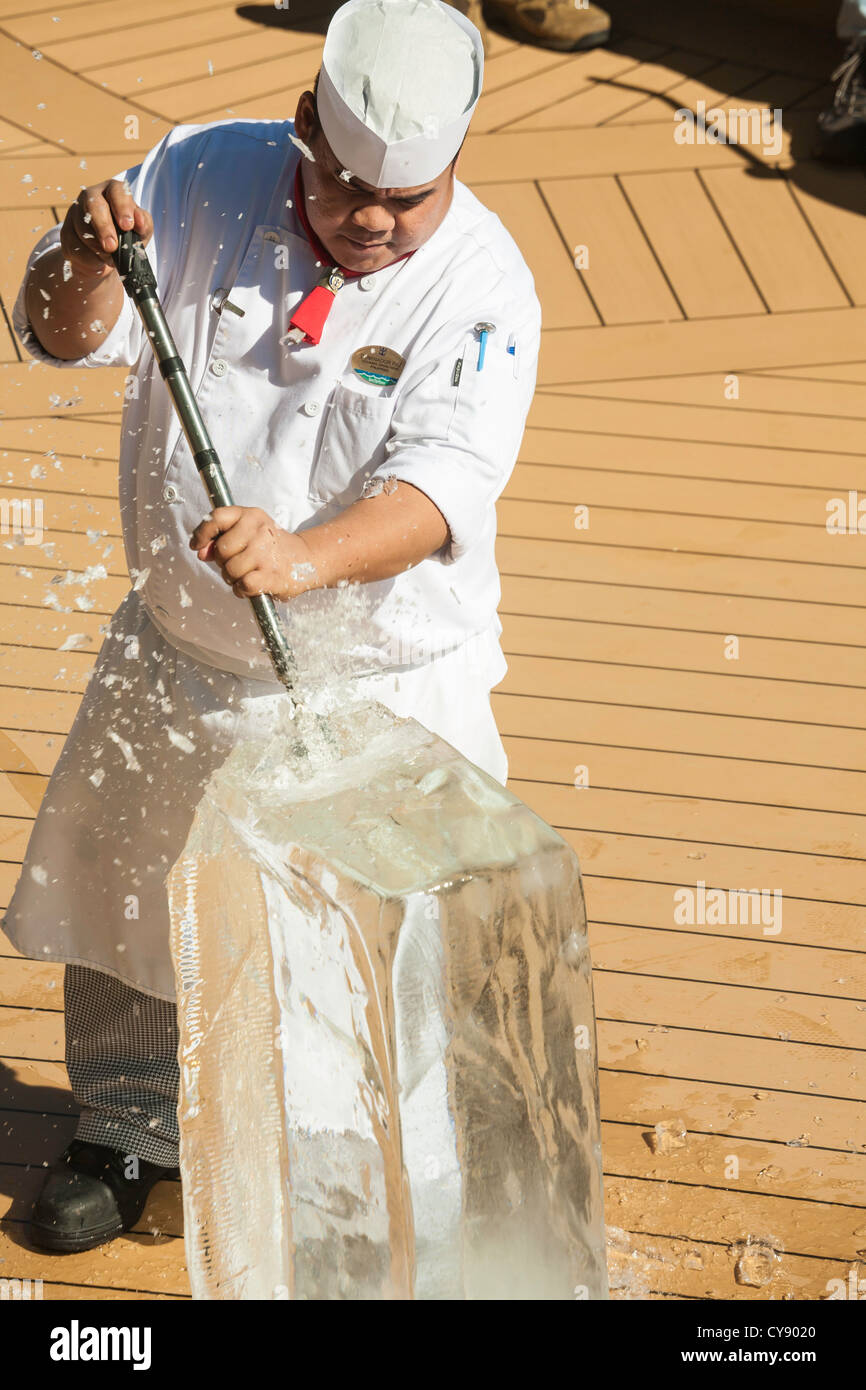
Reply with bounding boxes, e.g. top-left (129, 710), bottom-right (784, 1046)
top-left (351, 345), bottom-right (405, 387)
